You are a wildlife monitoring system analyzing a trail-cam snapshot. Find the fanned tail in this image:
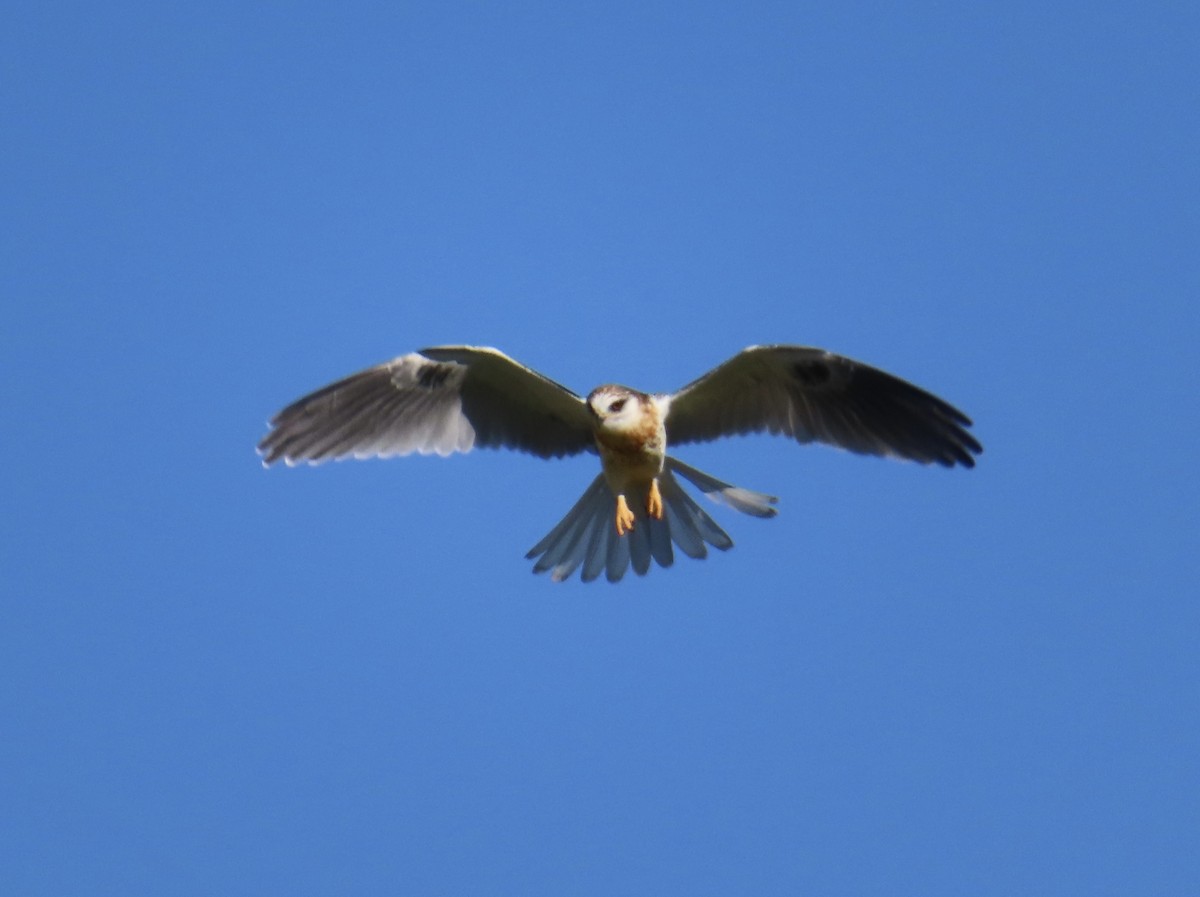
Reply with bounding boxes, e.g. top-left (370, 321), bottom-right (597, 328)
top-left (527, 460), bottom-right (775, 583)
